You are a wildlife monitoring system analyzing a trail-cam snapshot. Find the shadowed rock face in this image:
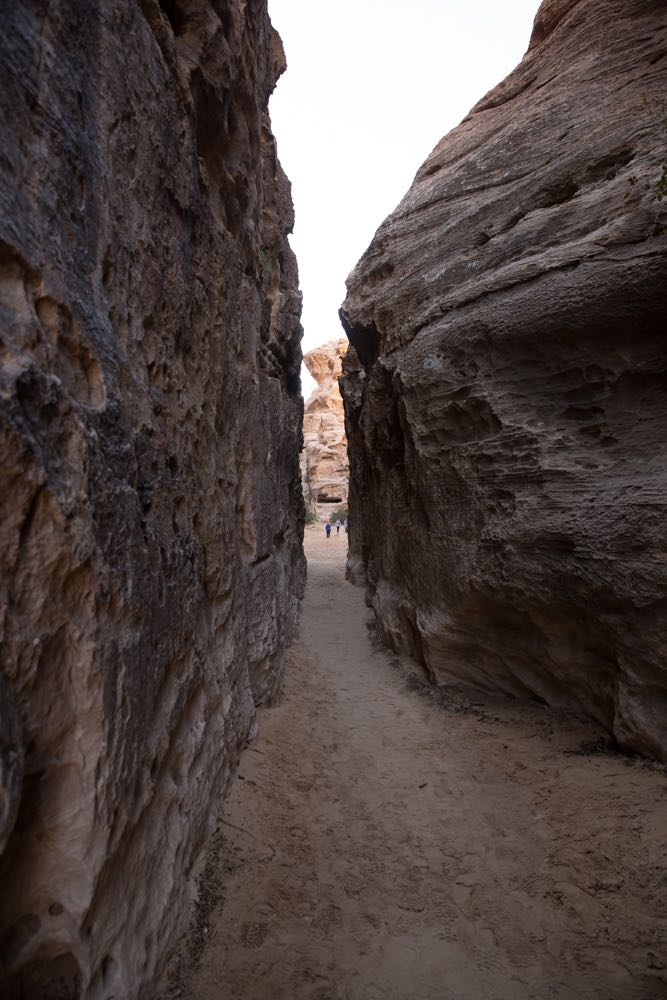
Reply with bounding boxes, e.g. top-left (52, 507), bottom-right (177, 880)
top-left (301, 339), bottom-right (349, 511)
top-left (340, 0), bottom-right (667, 761)
top-left (0, 1), bottom-right (305, 997)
